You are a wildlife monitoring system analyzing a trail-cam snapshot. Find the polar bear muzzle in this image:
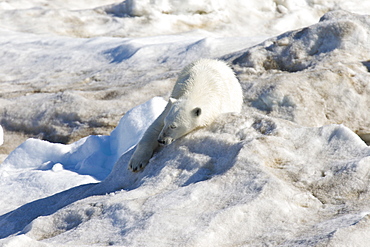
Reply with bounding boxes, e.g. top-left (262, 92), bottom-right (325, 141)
top-left (157, 136), bottom-right (174, 145)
